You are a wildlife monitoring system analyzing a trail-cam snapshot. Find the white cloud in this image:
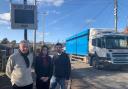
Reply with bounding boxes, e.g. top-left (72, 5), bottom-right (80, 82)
top-left (39, 10), bottom-right (60, 16)
top-left (51, 10), bottom-right (60, 14)
top-left (7, 26), bottom-right (11, 29)
top-left (52, 27), bottom-right (61, 30)
top-left (0, 20), bottom-right (10, 26)
top-left (0, 13), bottom-right (10, 21)
top-left (0, 13), bottom-right (10, 25)
top-left (37, 0), bottom-right (64, 7)
top-left (0, 20), bottom-right (9, 25)
top-left (37, 32), bottom-right (50, 38)
top-left (52, 0), bottom-right (64, 6)
top-left (27, 0), bottom-right (36, 4)
top-left (85, 19), bottom-right (95, 27)
top-left (85, 19), bottom-right (95, 23)
top-left (7, 0), bottom-right (64, 6)
top-left (48, 14), bottom-right (70, 26)
top-left (45, 32), bottom-right (50, 35)
top-left (49, 20), bottom-right (57, 25)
